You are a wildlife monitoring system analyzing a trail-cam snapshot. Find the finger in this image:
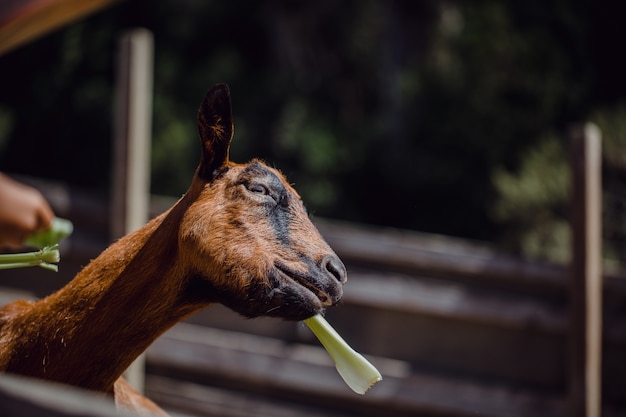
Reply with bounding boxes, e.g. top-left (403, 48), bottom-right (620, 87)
top-left (0, 224), bottom-right (25, 249)
top-left (35, 201), bottom-right (55, 231)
